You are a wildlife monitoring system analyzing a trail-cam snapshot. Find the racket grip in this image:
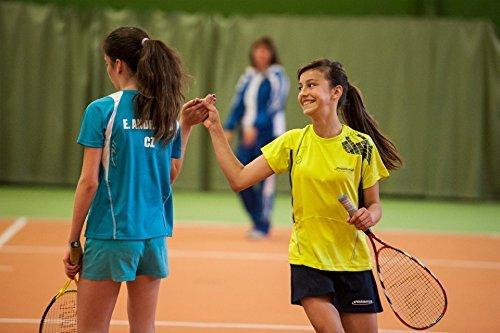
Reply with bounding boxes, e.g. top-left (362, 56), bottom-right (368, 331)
top-left (338, 194), bottom-right (358, 217)
top-left (339, 194), bottom-right (374, 236)
top-left (69, 240), bottom-right (82, 265)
